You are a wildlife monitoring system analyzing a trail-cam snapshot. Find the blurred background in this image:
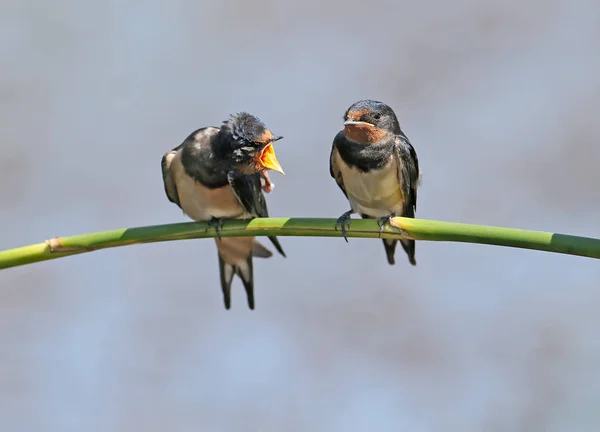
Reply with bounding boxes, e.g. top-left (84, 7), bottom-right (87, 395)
top-left (1, 0), bottom-right (599, 430)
